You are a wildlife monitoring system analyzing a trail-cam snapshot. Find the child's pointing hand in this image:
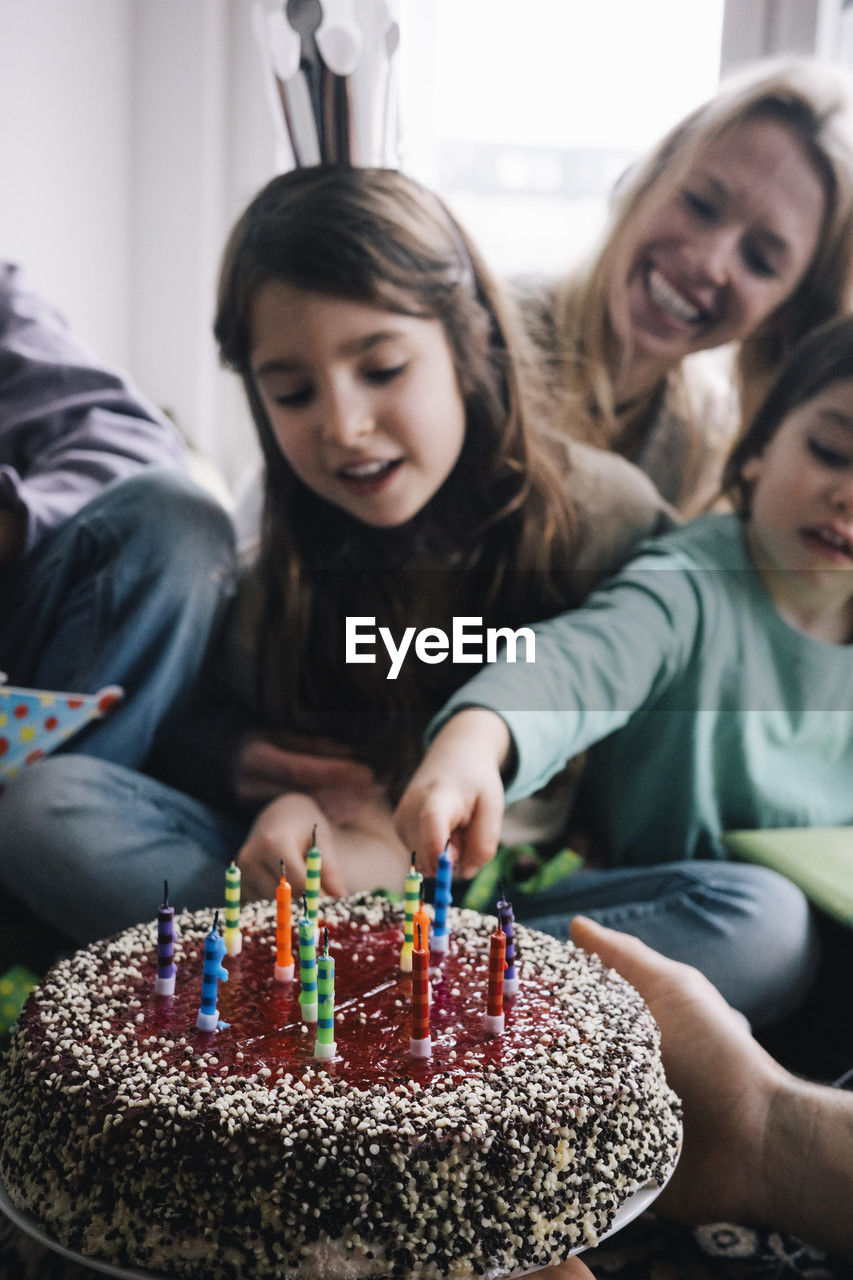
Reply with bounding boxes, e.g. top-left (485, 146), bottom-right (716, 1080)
top-left (395, 708), bottom-right (511, 878)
